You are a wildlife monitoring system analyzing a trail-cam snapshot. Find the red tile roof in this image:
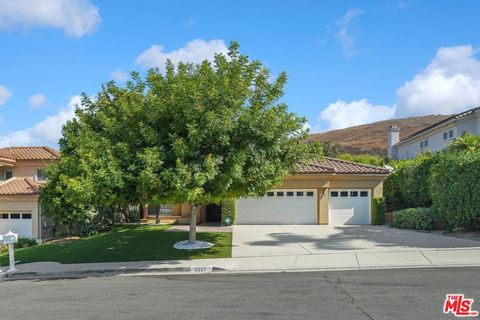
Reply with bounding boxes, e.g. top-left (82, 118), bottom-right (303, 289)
top-left (0, 147), bottom-right (60, 160)
top-left (0, 177), bottom-right (44, 195)
top-left (297, 157), bottom-right (390, 175)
